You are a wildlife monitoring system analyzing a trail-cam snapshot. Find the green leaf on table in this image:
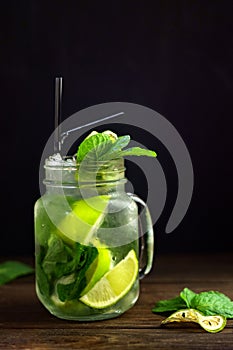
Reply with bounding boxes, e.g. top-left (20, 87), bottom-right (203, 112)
top-left (0, 261), bottom-right (34, 285)
top-left (152, 287), bottom-right (233, 319)
top-left (180, 287), bottom-right (197, 308)
top-left (191, 291), bottom-right (233, 318)
top-left (152, 296), bottom-right (187, 313)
